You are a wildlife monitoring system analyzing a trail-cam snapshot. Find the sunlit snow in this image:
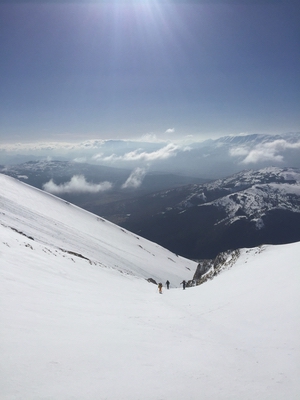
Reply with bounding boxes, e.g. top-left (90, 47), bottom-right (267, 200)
top-left (1, 174), bottom-right (299, 400)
